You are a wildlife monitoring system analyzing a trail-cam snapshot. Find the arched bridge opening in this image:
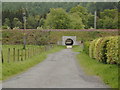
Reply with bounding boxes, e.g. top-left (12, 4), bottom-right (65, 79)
top-left (65, 38), bottom-right (74, 46)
